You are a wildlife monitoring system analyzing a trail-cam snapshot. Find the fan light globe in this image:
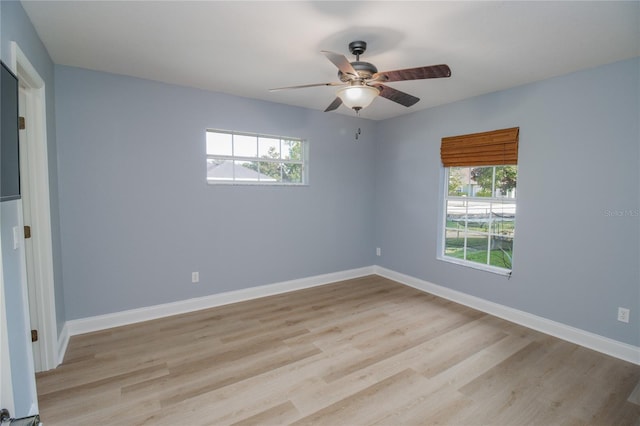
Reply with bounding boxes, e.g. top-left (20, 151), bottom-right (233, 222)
top-left (337, 85), bottom-right (379, 111)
